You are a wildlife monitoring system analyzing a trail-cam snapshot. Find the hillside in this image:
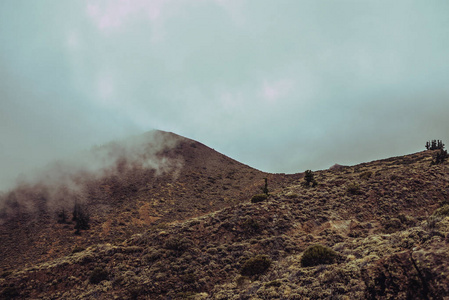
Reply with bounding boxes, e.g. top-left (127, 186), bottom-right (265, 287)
top-left (1, 134), bottom-right (449, 299)
top-left (0, 131), bottom-right (298, 271)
